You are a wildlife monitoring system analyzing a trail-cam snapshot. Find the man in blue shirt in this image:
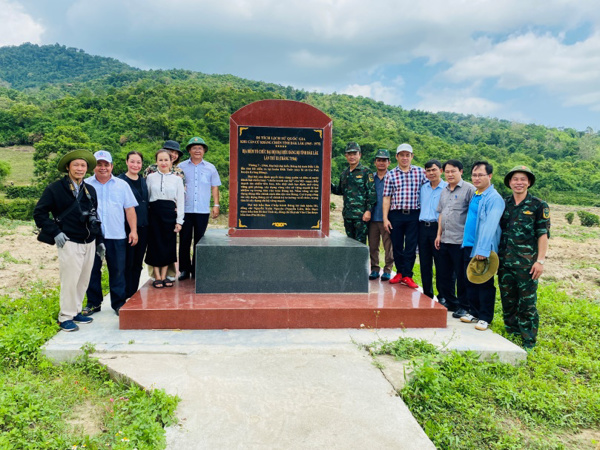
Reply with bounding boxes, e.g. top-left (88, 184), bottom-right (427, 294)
top-left (83, 150), bottom-right (138, 316)
top-left (178, 137), bottom-right (221, 280)
top-left (460, 161), bottom-right (505, 331)
top-left (418, 159), bottom-right (447, 301)
top-left (368, 149), bottom-right (393, 281)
